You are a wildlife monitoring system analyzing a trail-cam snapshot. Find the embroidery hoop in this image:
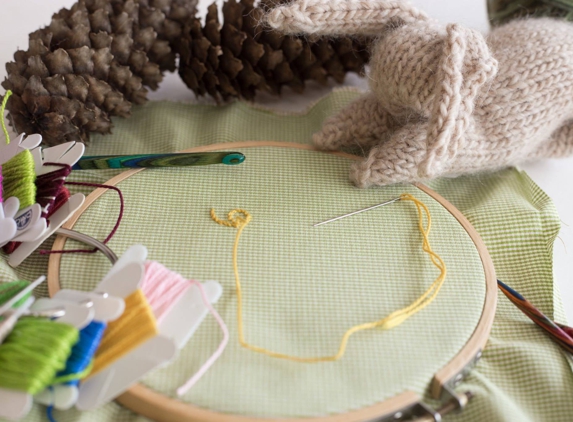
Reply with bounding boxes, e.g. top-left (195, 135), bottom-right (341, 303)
top-left (47, 141), bottom-right (497, 422)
